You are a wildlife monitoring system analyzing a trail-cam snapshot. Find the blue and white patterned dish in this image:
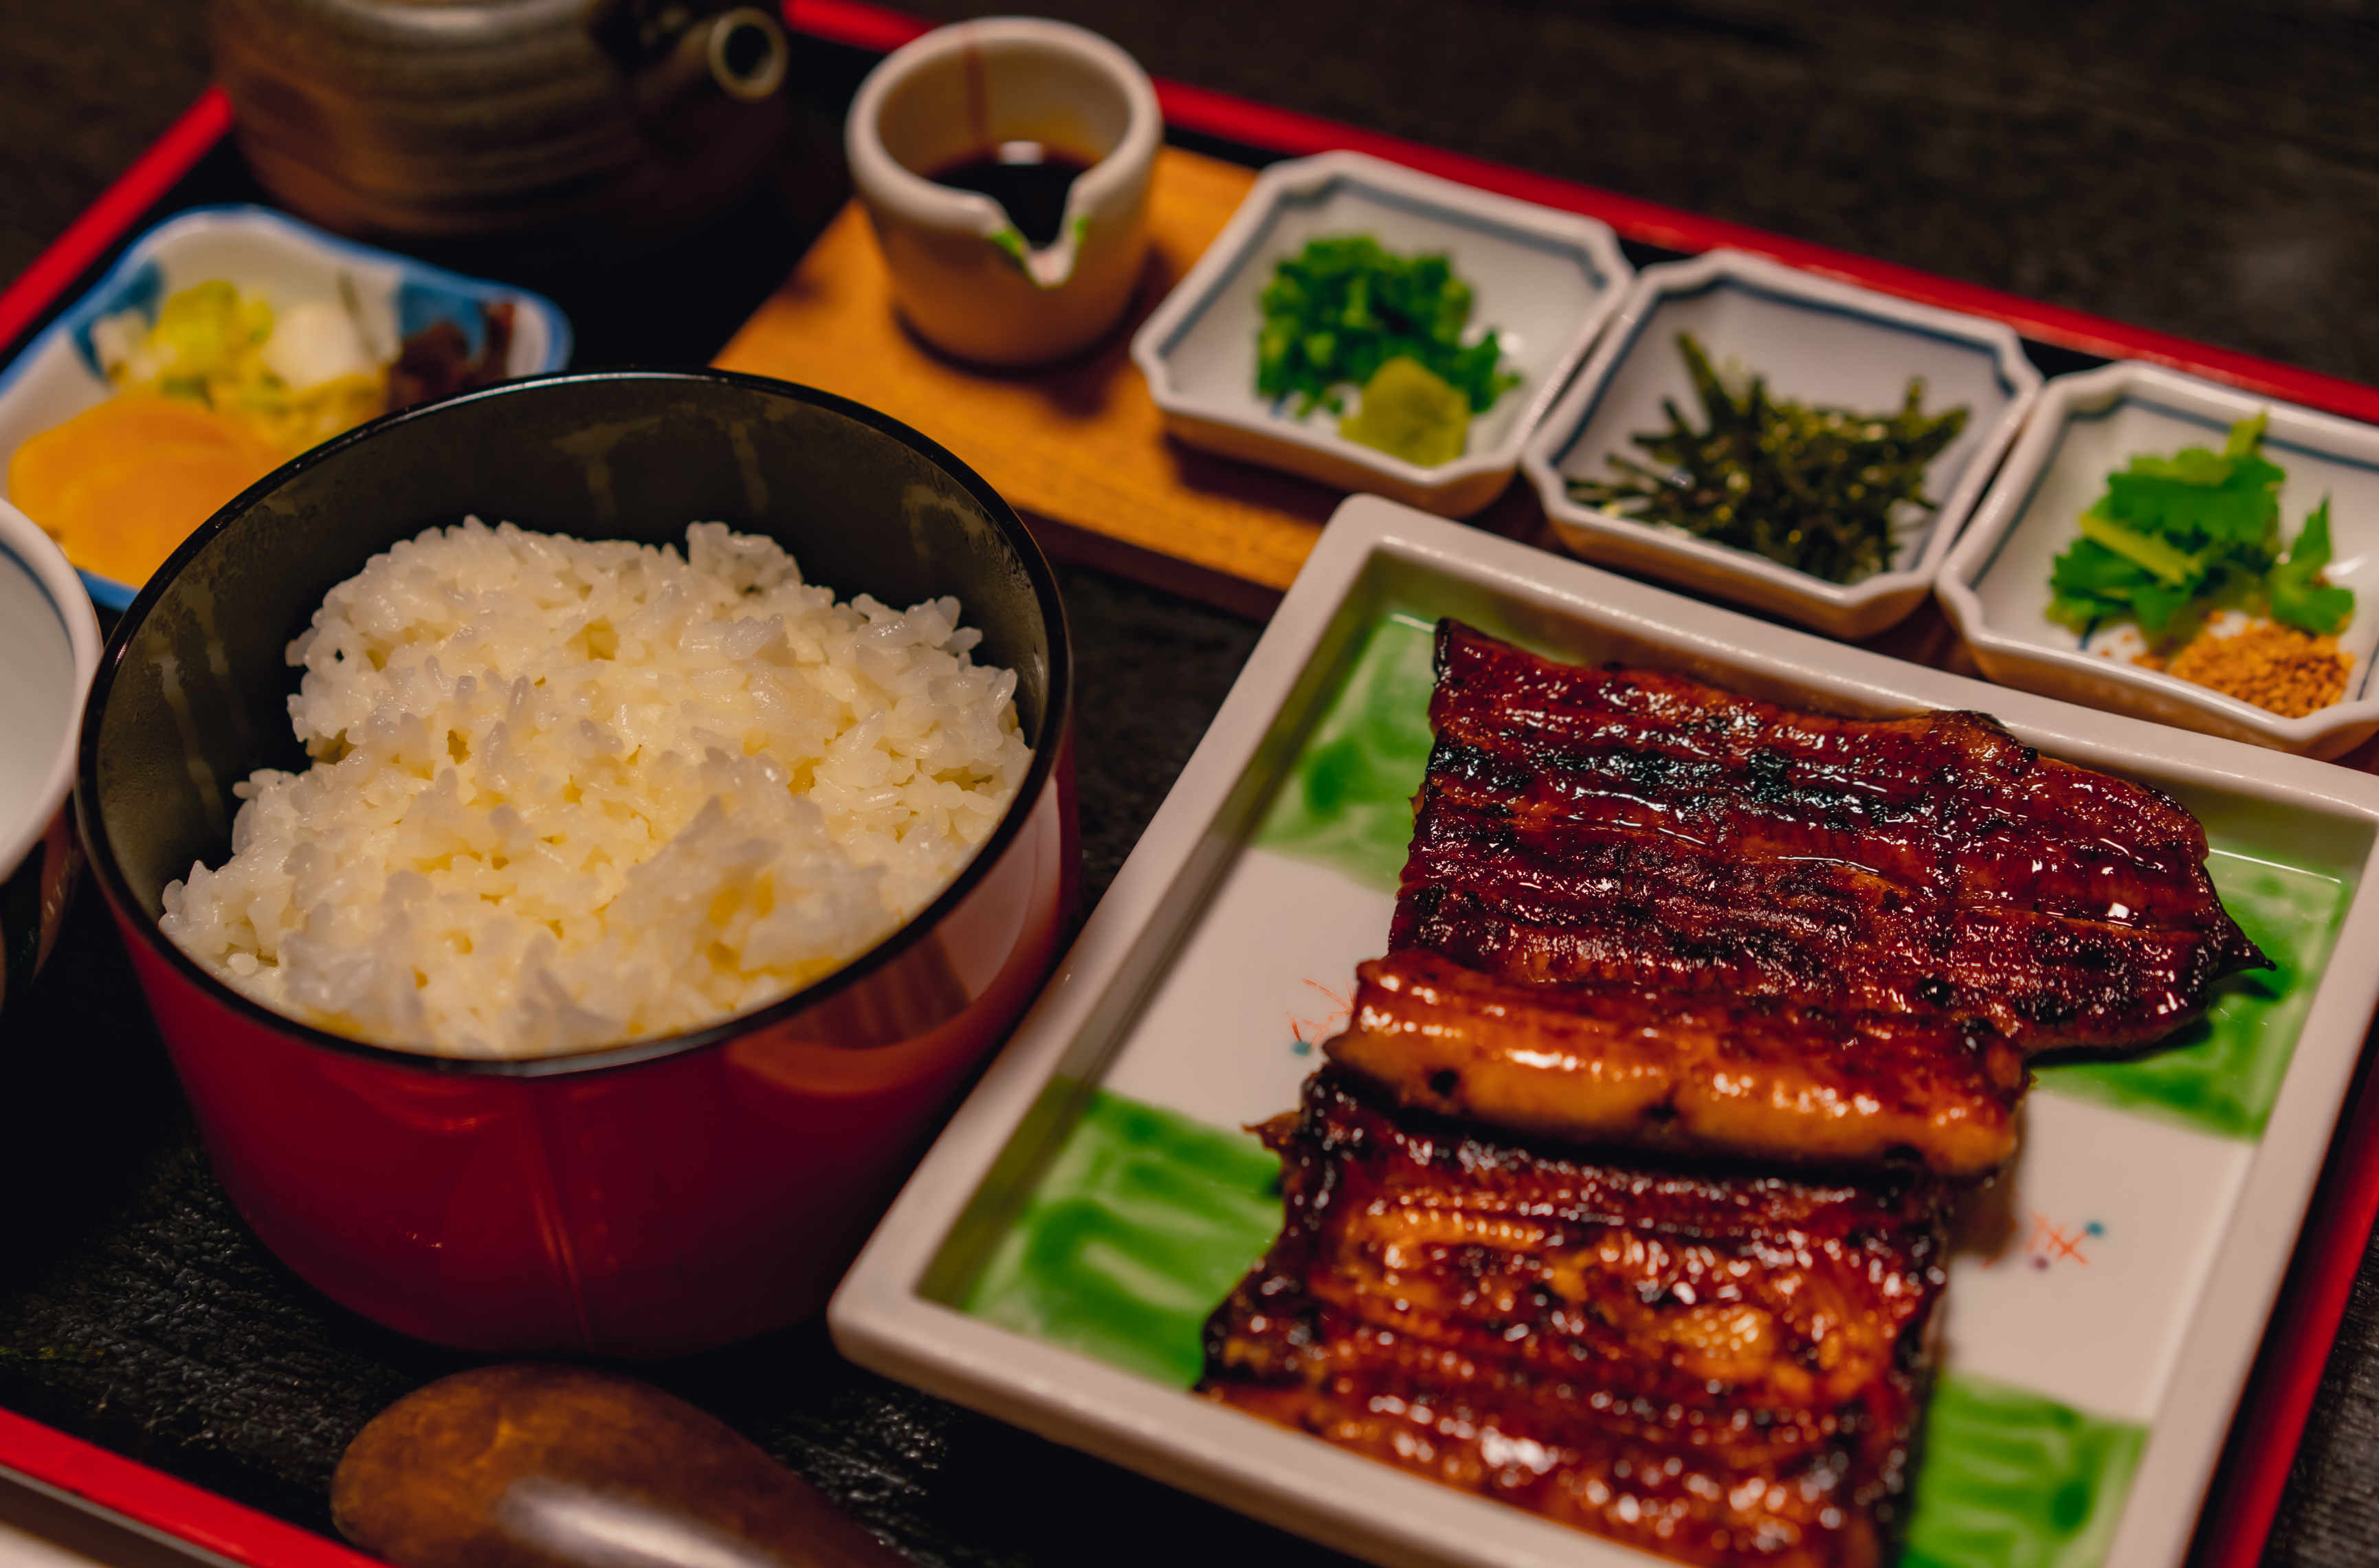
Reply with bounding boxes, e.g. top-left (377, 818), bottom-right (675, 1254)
top-left (1131, 151), bottom-right (1632, 518)
top-left (1938, 360), bottom-right (2379, 758)
top-left (1521, 249), bottom-right (2040, 639)
top-left (0, 498), bottom-right (100, 1018)
top-left (0, 204), bottom-right (572, 610)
